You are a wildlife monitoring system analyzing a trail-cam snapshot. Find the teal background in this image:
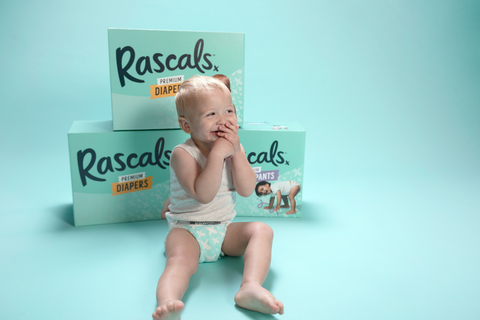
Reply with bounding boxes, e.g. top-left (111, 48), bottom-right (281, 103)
top-left (1, 0), bottom-right (479, 319)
